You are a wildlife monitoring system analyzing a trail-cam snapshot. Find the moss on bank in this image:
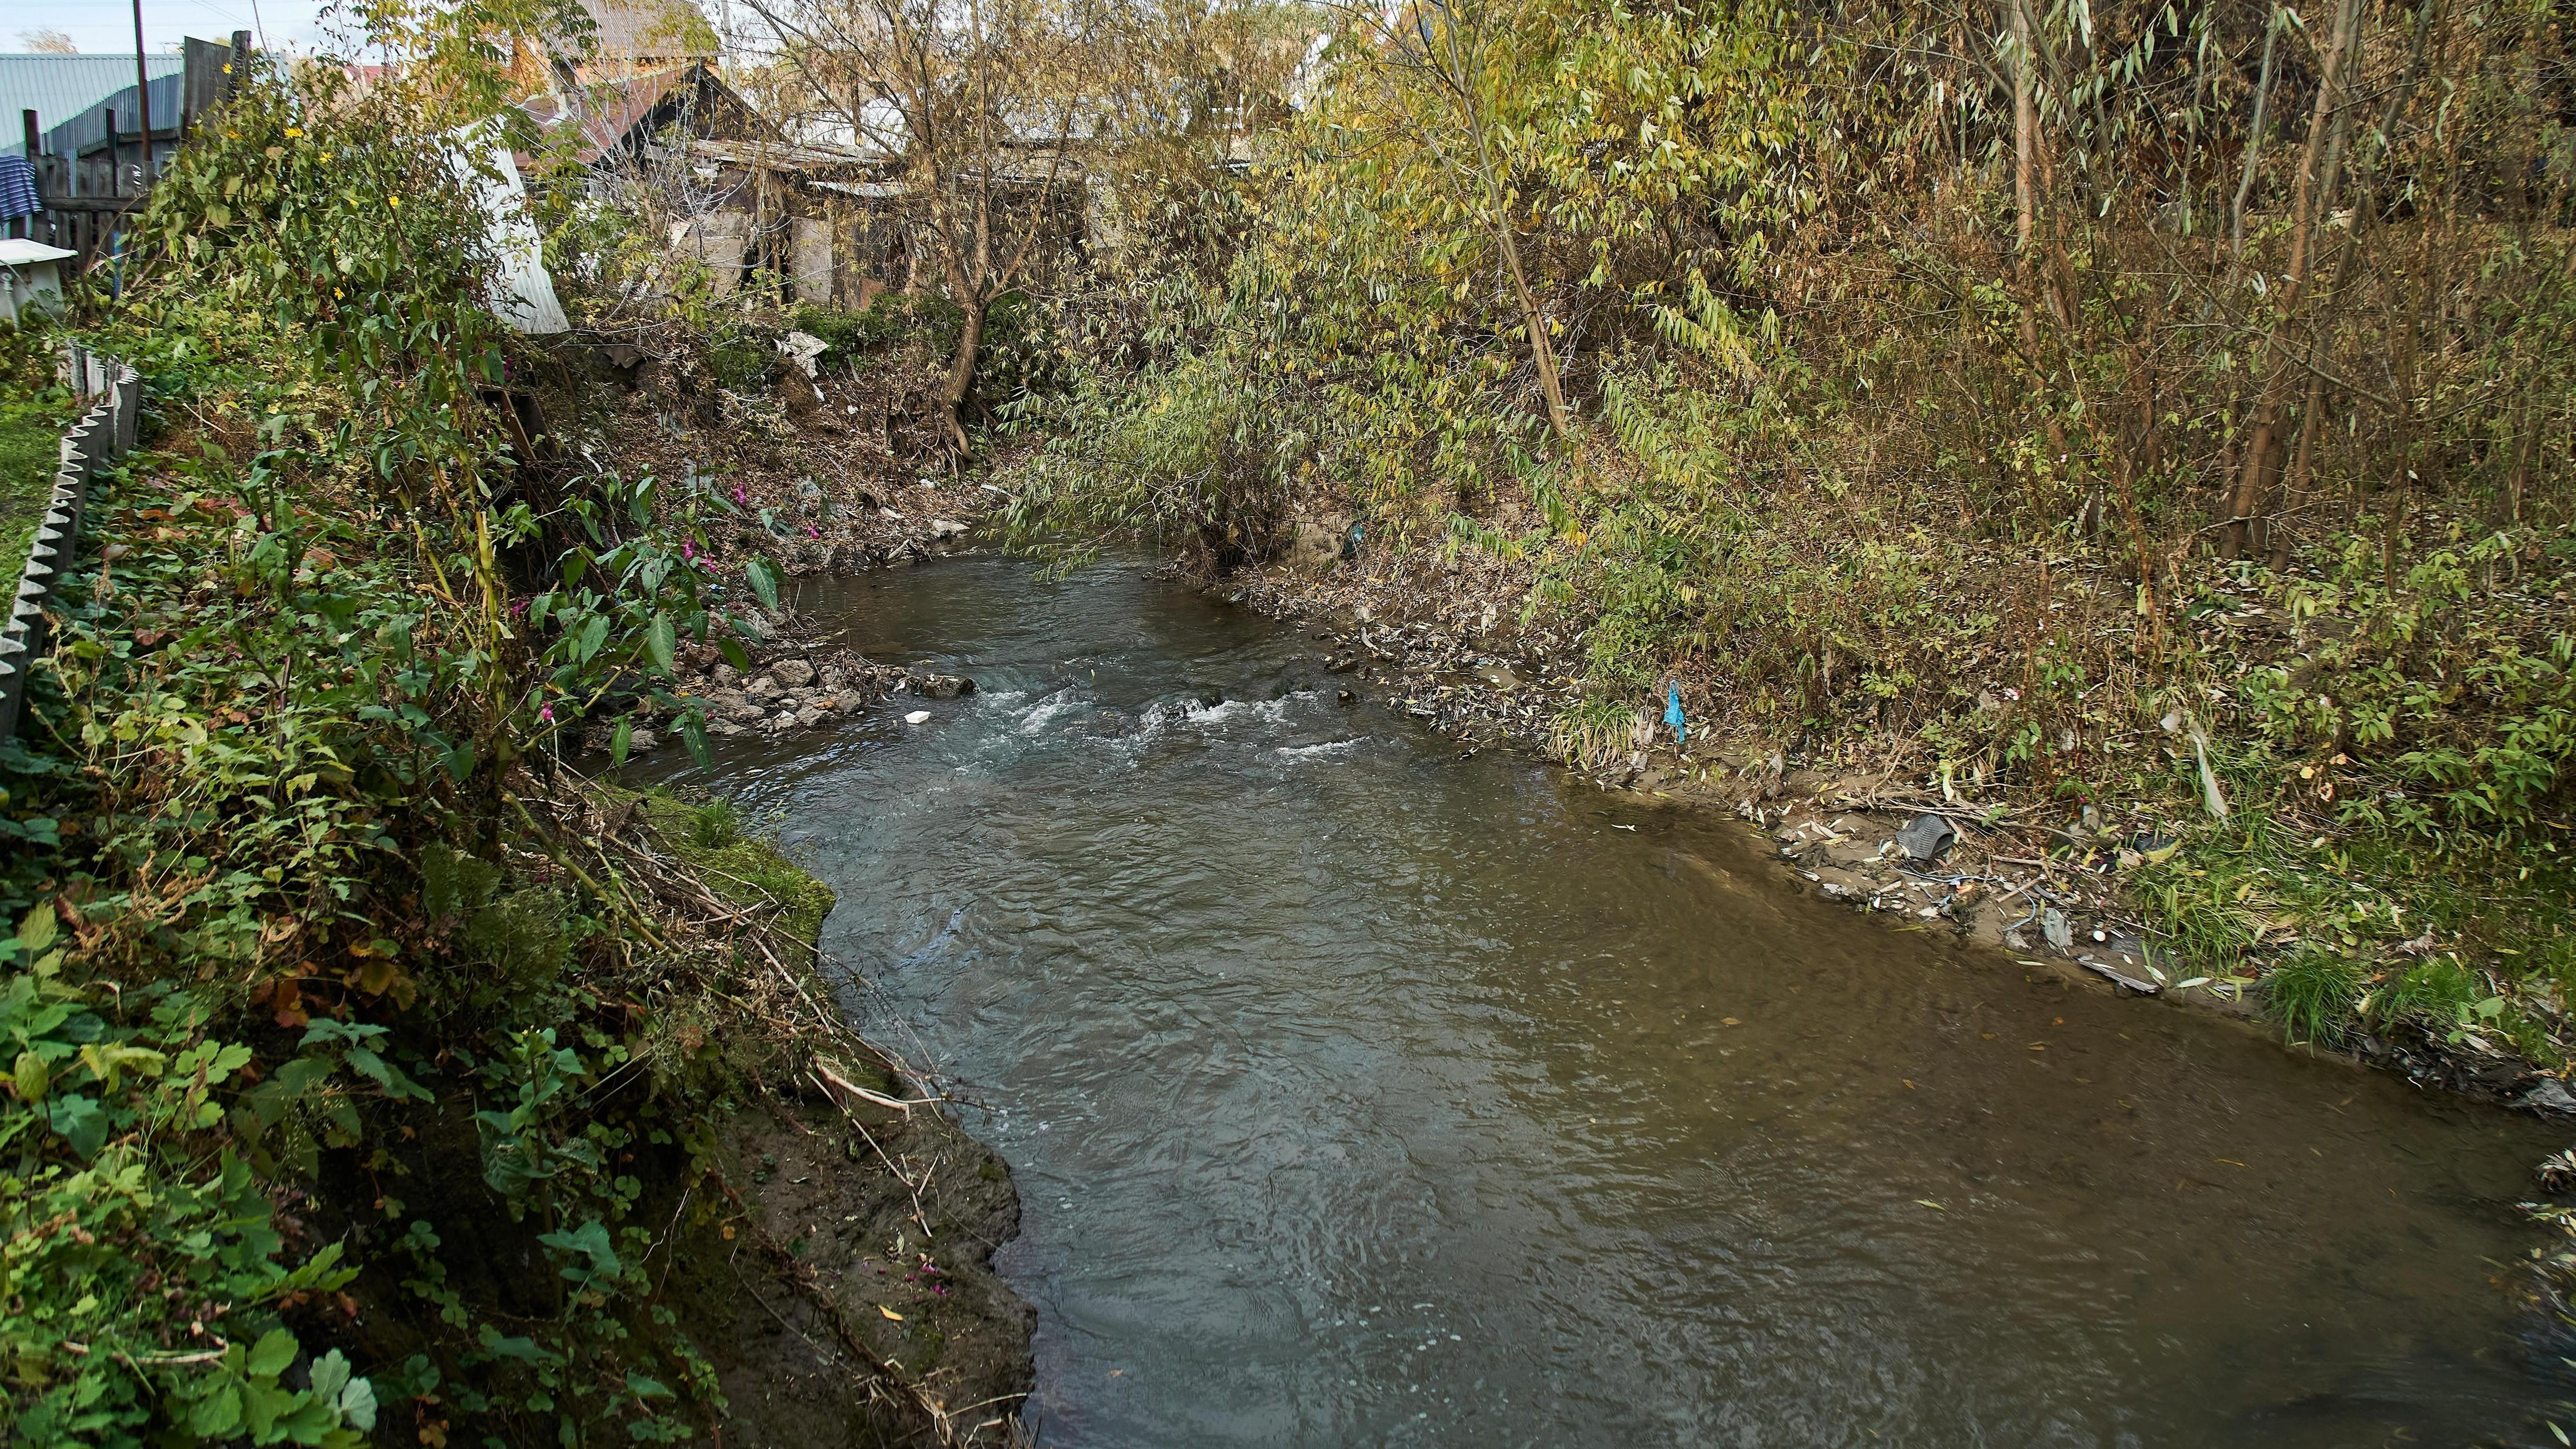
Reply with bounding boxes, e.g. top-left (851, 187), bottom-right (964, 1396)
top-left (634, 789), bottom-right (837, 954)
